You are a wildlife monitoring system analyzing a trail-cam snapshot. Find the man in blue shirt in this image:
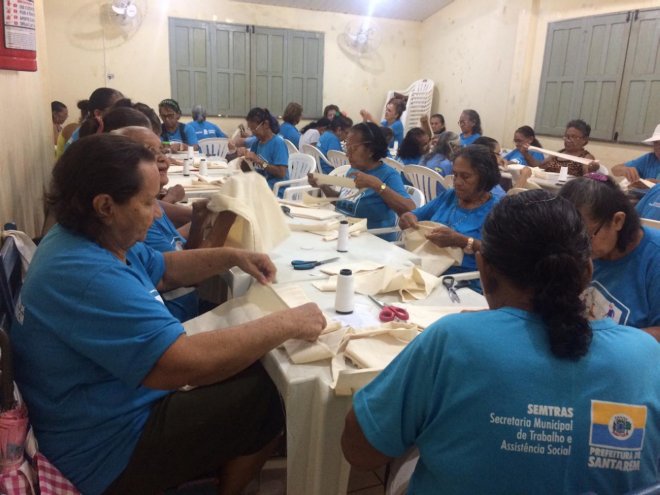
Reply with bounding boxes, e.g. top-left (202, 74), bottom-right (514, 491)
top-left (612, 124), bottom-right (660, 182)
